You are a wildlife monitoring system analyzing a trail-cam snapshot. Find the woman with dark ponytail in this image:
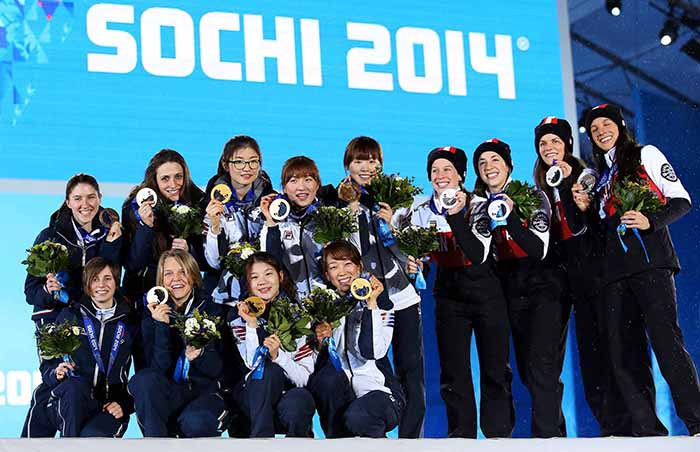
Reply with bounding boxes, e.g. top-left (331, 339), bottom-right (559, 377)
top-left (121, 149), bottom-right (205, 310)
top-left (580, 104), bottom-right (700, 436)
top-left (532, 117), bottom-right (622, 435)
